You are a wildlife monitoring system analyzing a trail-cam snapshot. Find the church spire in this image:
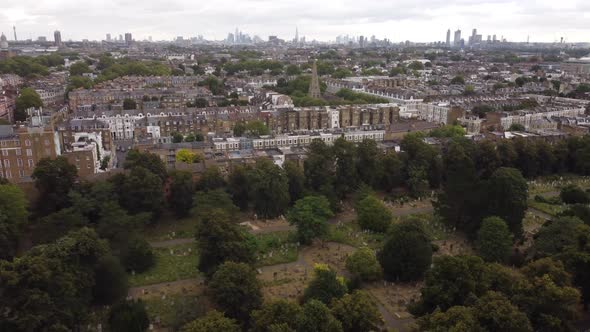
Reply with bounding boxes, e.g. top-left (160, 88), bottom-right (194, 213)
top-left (308, 60), bottom-right (321, 99)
